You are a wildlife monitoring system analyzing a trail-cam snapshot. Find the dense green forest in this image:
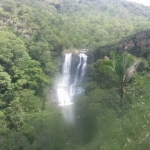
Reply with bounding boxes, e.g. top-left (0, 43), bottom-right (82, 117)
top-left (0, 0), bottom-right (150, 149)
